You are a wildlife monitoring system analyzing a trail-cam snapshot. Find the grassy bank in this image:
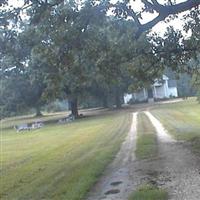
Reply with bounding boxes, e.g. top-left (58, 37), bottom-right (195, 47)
top-left (151, 98), bottom-right (200, 153)
top-left (135, 113), bottom-right (157, 159)
top-left (0, 111), bottom-right (131, 200)
top-left (129, 184), bottom-right (168, 200)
